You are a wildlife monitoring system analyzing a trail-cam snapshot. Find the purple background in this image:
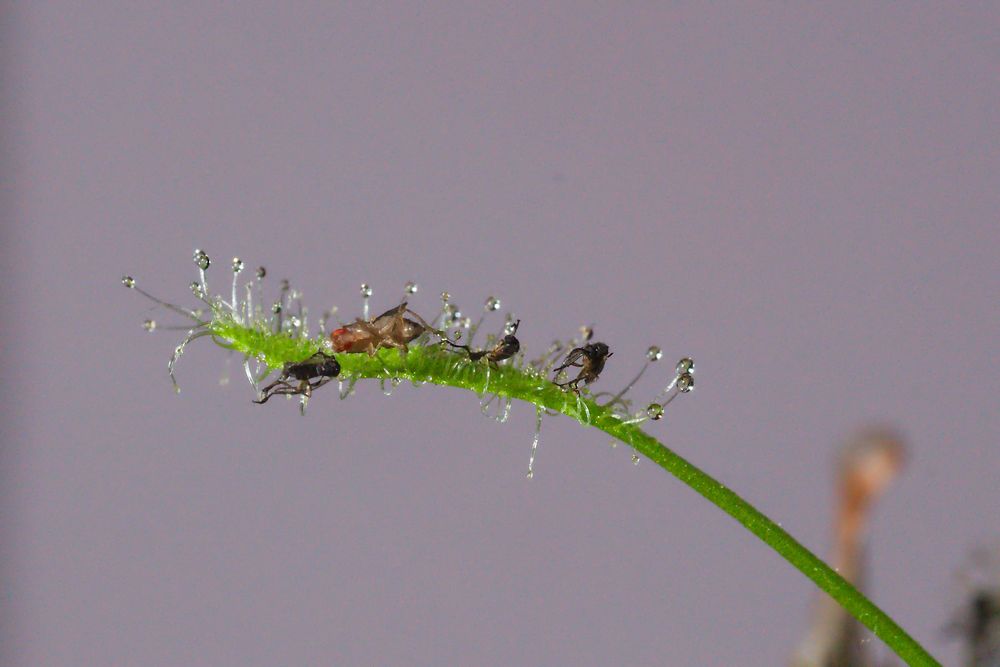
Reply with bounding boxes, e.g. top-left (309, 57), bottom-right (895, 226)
top-left (3, 3), bottom-right (998, 665)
